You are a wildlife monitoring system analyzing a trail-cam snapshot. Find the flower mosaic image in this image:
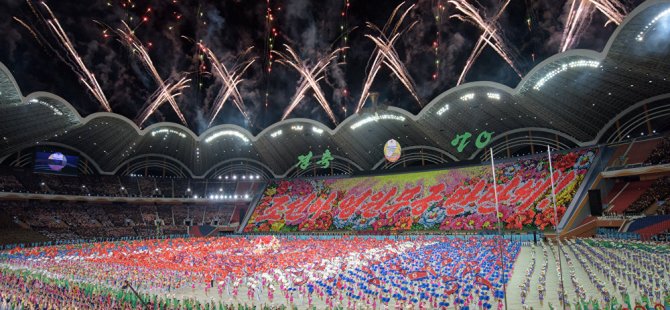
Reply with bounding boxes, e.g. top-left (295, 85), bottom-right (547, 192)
top-left (245, 149), bottom-right (597, 232)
